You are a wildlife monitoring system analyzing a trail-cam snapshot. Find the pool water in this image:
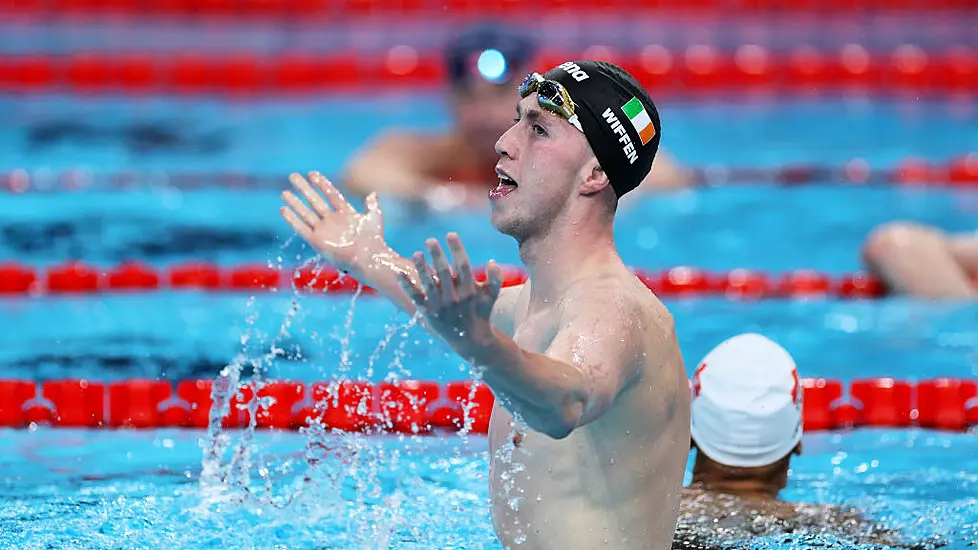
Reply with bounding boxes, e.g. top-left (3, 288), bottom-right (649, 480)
top-left (0, 428), bottom-right (976, 549)
top-left (2, 93), bottom-right (978, 549)
top-left (3, 95), bottom-right (978, 174)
